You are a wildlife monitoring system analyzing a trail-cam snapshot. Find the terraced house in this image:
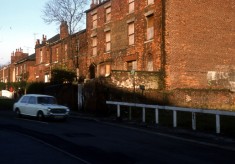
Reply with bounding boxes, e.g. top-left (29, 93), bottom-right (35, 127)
top-left (34, 21), bottom-right (87, 82)
top-left (0, 0), bottom-right (234, 109)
